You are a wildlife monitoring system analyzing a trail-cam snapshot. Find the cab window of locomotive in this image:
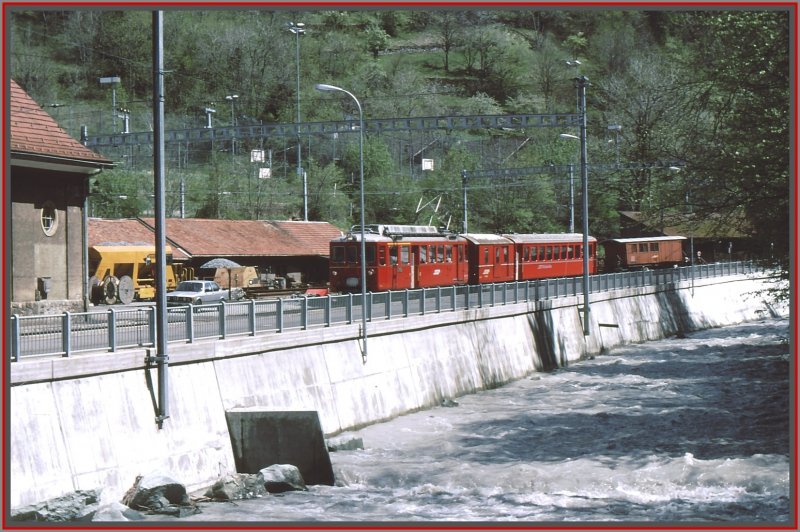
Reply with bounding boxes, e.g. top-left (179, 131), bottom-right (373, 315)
top-left (419, 246), bottom-right (427, 263)
top-left (332, 246), bottom-right (345, 263)
top-left (346, 245), bottom-right (358, 263)
top-left (437, 245), bottom-right (445, 263)
top-left (400, 246), bottom-right (410, 264)
top-left (650, 242), bottom-right (659, 252)
top-left (389, 246), bottom-right (398, 265)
